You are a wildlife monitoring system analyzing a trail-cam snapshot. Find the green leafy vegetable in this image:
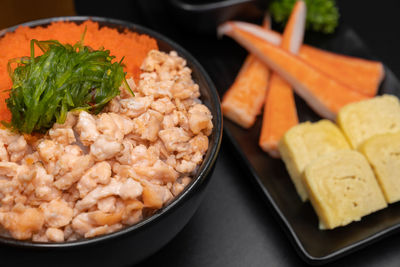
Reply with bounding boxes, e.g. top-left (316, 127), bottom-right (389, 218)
top-left (269, 0), bottom-right (340, 34)
top-left (5, 37), bottom-right (131, 134)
